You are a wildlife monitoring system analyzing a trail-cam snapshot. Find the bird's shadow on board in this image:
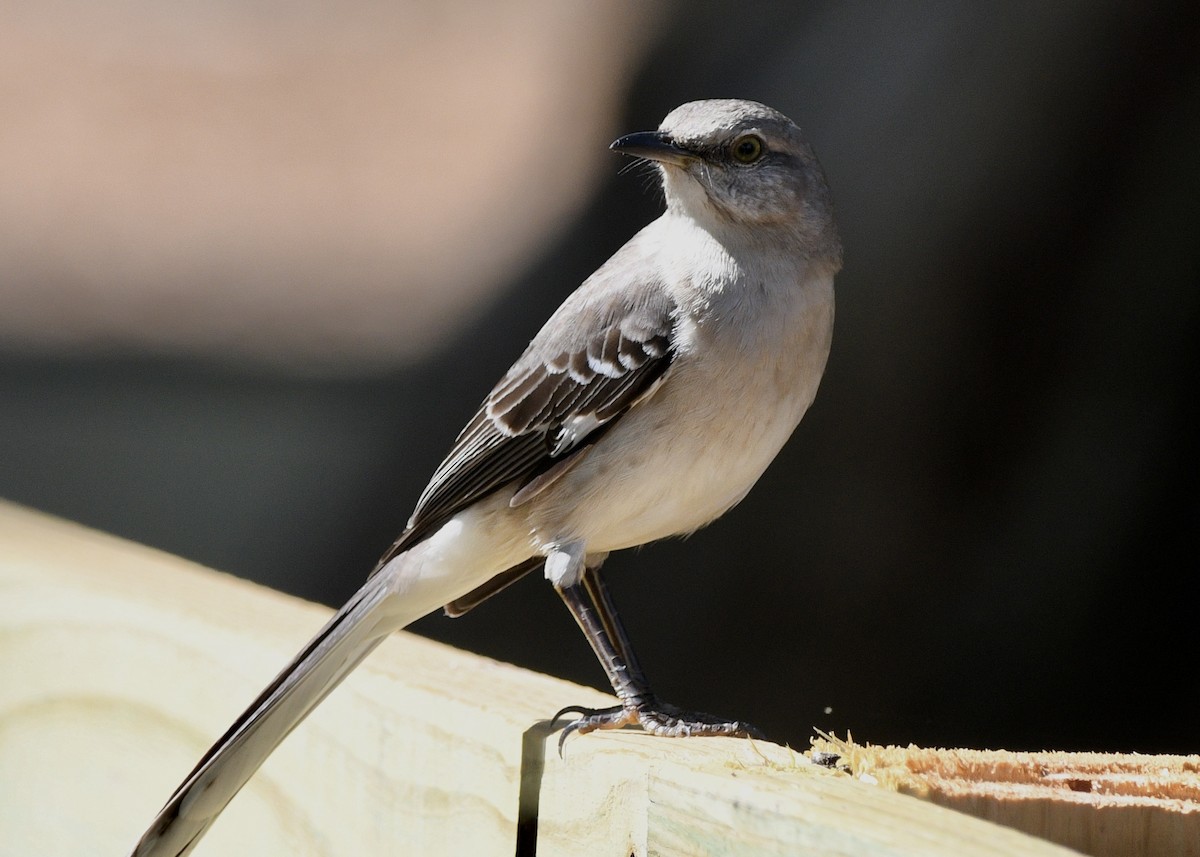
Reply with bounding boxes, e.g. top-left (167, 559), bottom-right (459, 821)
top-left (515, 719), bottom-right (560, 857)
